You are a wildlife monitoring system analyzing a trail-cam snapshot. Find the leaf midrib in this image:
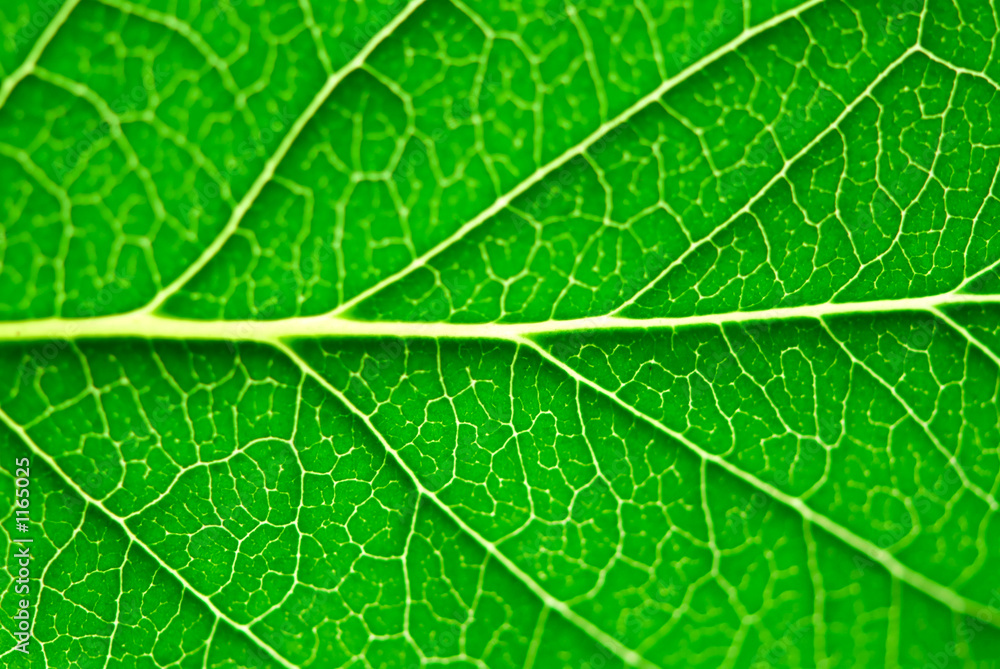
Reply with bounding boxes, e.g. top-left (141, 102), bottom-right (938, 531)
top-left (5, 287), bottom-right (1000, 645)
top-left (0, 291), bottom-right (996, 341)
